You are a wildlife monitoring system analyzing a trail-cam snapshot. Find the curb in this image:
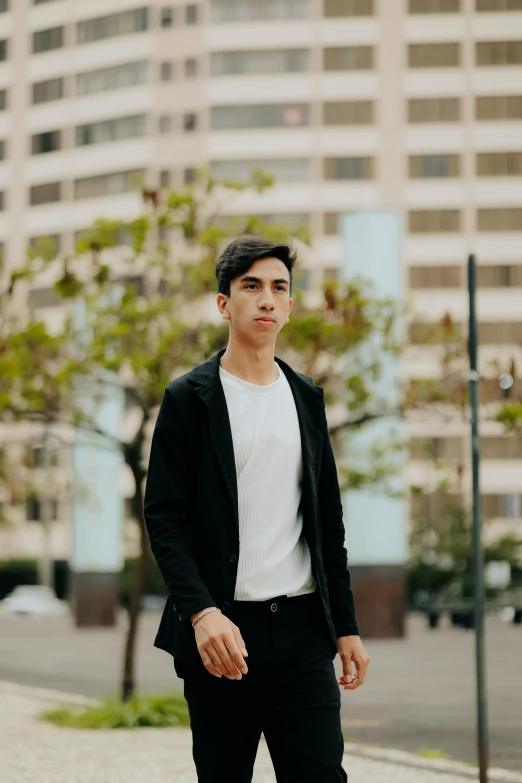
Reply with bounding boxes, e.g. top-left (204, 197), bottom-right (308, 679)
top-left (344, 743), bottom-right (522, 783)
top-left (0, 680), bottom-right (98, 707)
